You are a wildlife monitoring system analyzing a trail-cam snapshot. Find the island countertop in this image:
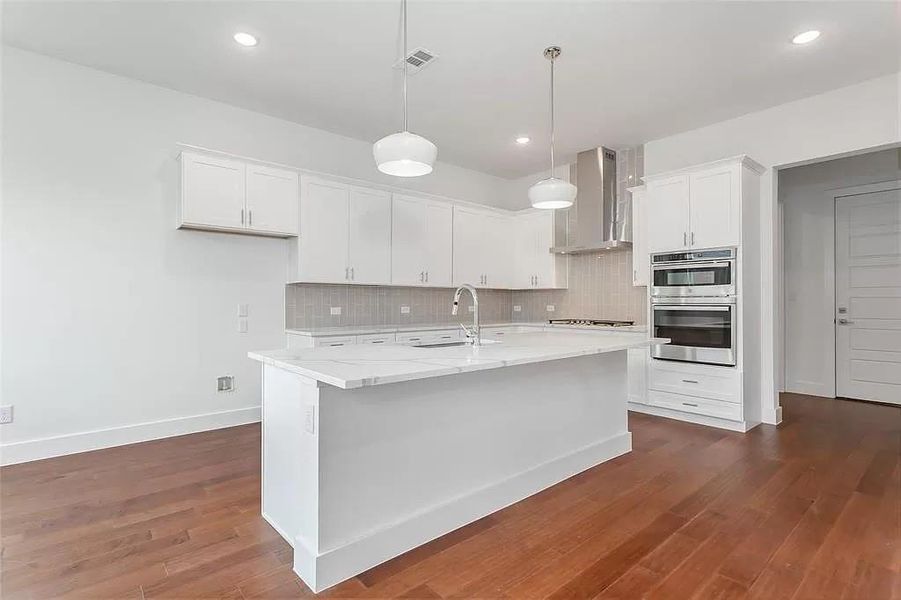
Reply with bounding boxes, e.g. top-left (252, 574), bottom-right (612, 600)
top-left (249, 330), bottom-right (667, 389)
